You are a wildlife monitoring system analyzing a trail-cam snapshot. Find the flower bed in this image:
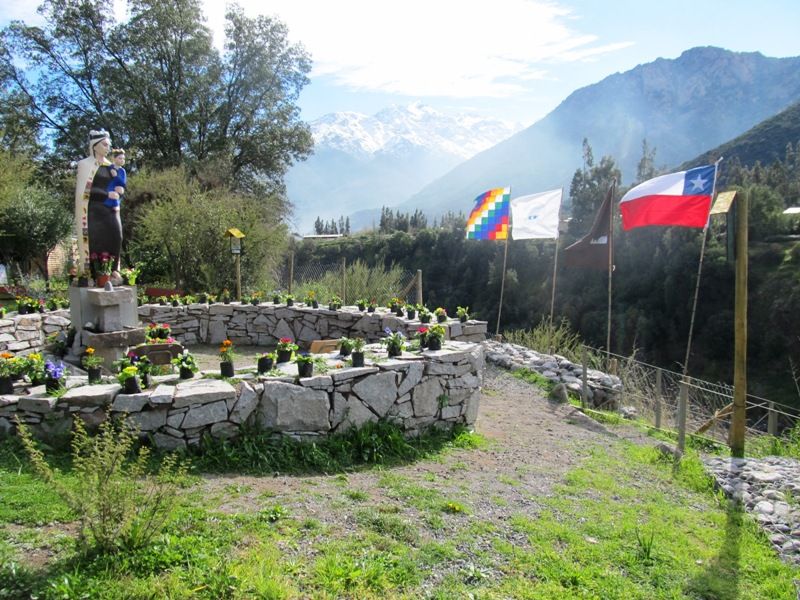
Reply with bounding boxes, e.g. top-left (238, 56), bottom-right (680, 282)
top-left (136, 302), bottom-right (487, 348)
top-left (1, 342), bottom-right (484, 448)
